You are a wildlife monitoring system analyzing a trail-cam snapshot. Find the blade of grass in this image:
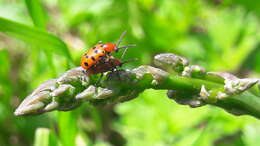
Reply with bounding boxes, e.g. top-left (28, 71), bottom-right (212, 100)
top-left (58, 111), bottom-right (78, 146)
top-left (25, 0), bottom-right (57, 76)
top-left (0, 49), bottom-right (12, 104)
top-left (25, 0), bottom-right (47, 29)
top-left (0, 17), bottom-right (72, 62)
